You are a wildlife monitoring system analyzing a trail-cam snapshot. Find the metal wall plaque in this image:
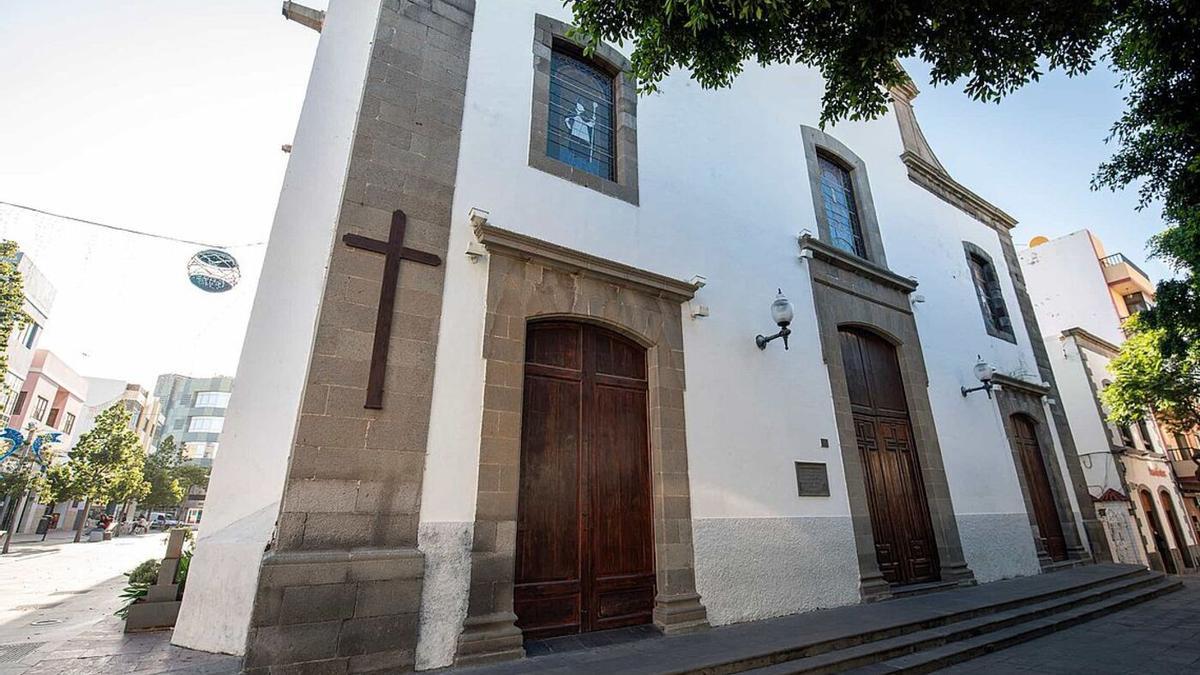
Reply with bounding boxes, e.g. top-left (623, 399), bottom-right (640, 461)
top-left (795, 461), bottom-right (830, 497)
